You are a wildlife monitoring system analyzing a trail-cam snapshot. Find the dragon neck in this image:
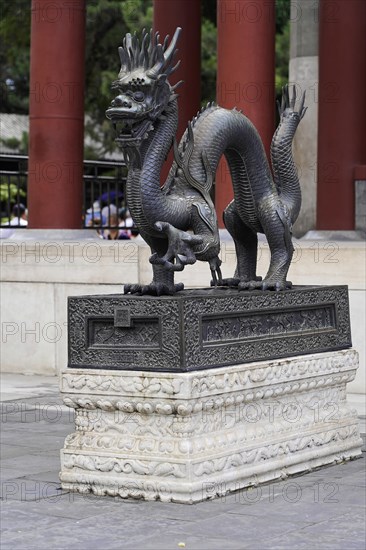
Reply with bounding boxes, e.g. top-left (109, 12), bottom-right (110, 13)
top-left (125, 99), bottom-right (178, 230)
